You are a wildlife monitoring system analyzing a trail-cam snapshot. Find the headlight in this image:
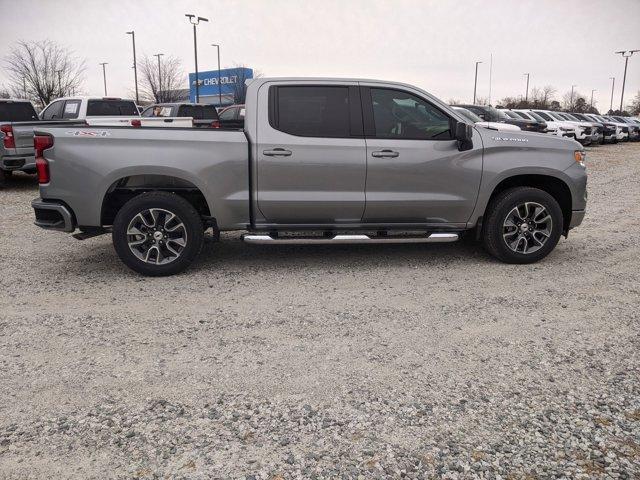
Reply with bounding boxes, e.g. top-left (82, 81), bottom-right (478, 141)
top-left (560, 127), bottom-right (572, 131)
top-left (574, 150), bottom-right (586, 167)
